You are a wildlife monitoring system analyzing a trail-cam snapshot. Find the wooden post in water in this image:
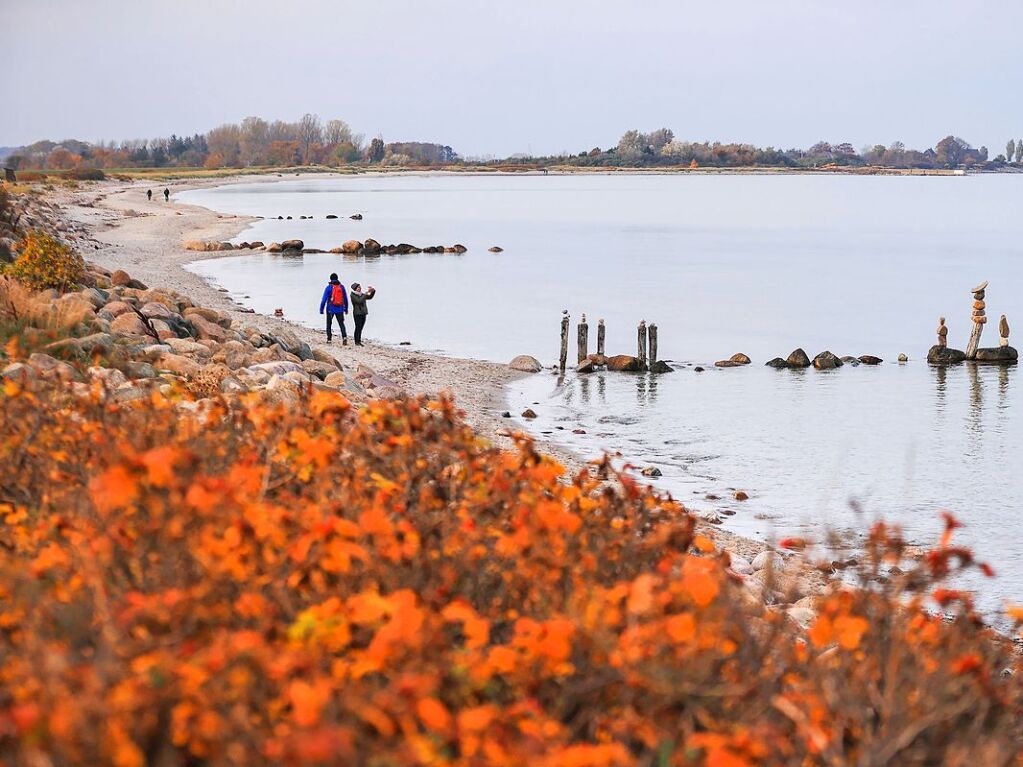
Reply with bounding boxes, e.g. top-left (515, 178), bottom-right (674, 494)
top-left (637, 320), bottom-right (648, 369)
top-left (559, 312), bottom-right (570, 372)
top-left (597, 319), bottom-right (605, 356)
top-left (649, 323), bottom-right (658, 363)
top-left (577, 313), bottom-right (588, 363)
top-left (965, 281), bottom-right (988, 360)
